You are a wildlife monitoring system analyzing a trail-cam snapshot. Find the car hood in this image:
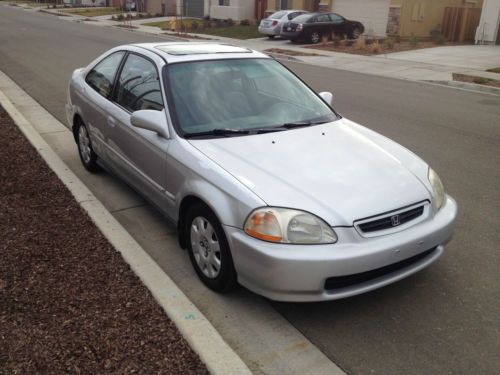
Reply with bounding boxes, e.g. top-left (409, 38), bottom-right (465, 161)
top-left (188, 119), bottom-right (431, 226)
